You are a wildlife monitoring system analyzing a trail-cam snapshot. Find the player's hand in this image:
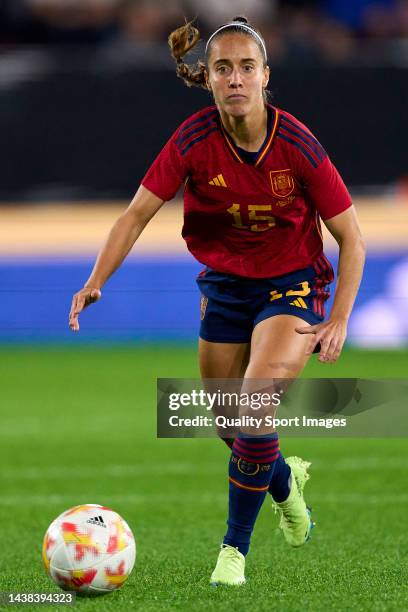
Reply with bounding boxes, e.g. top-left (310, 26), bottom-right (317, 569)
top-left (295, 317), bottom-right (348, 363)
top-left (69, 287), bottom-right (102, 332)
